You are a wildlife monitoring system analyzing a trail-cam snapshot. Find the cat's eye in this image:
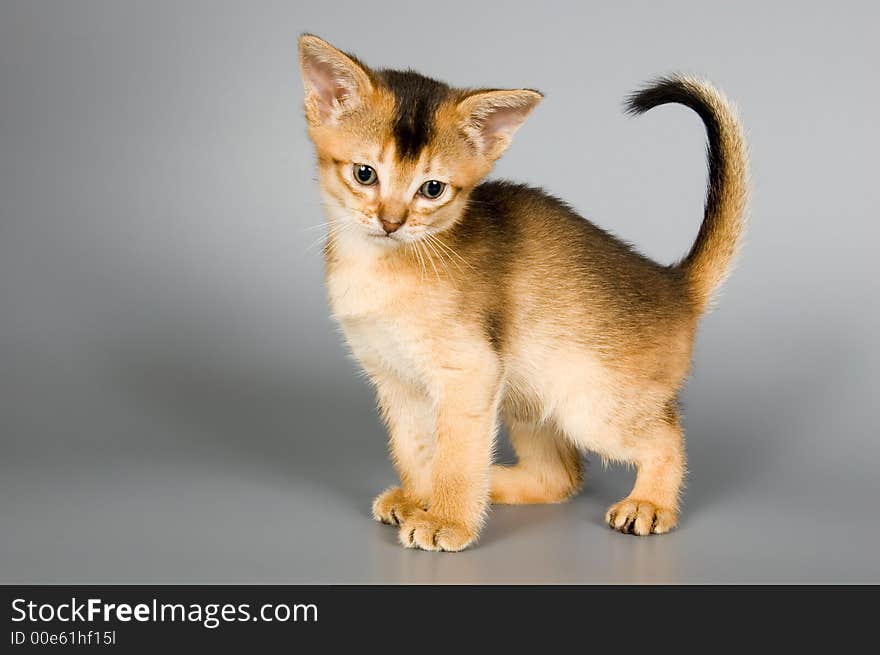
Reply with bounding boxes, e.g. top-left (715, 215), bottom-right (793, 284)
top-left (419, 180), bottom-right (446, 199)
top-left (353, 164), bottom-right (377, 186)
